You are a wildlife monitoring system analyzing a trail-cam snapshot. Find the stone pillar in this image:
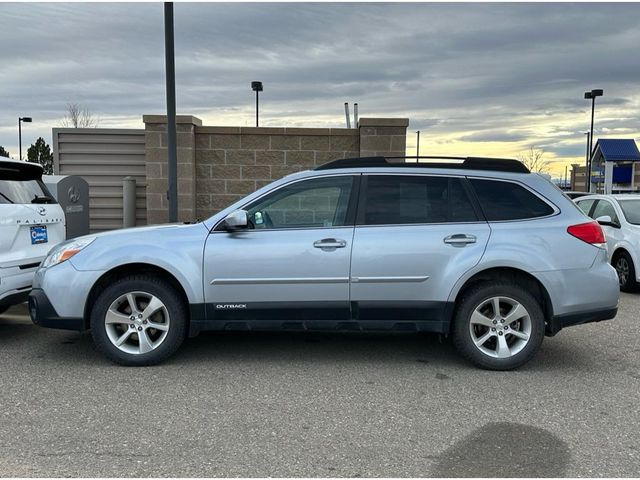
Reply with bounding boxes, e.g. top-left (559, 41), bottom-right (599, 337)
top-left (143, 115), bottom-right (202, 224)
top-left (358, 118), bottom-right (409, 157)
